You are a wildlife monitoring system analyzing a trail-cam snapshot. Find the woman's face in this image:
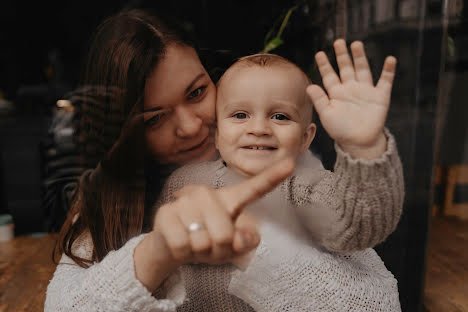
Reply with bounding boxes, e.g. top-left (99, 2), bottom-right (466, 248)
top-left (144, 43), bottom-right (217, 165)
